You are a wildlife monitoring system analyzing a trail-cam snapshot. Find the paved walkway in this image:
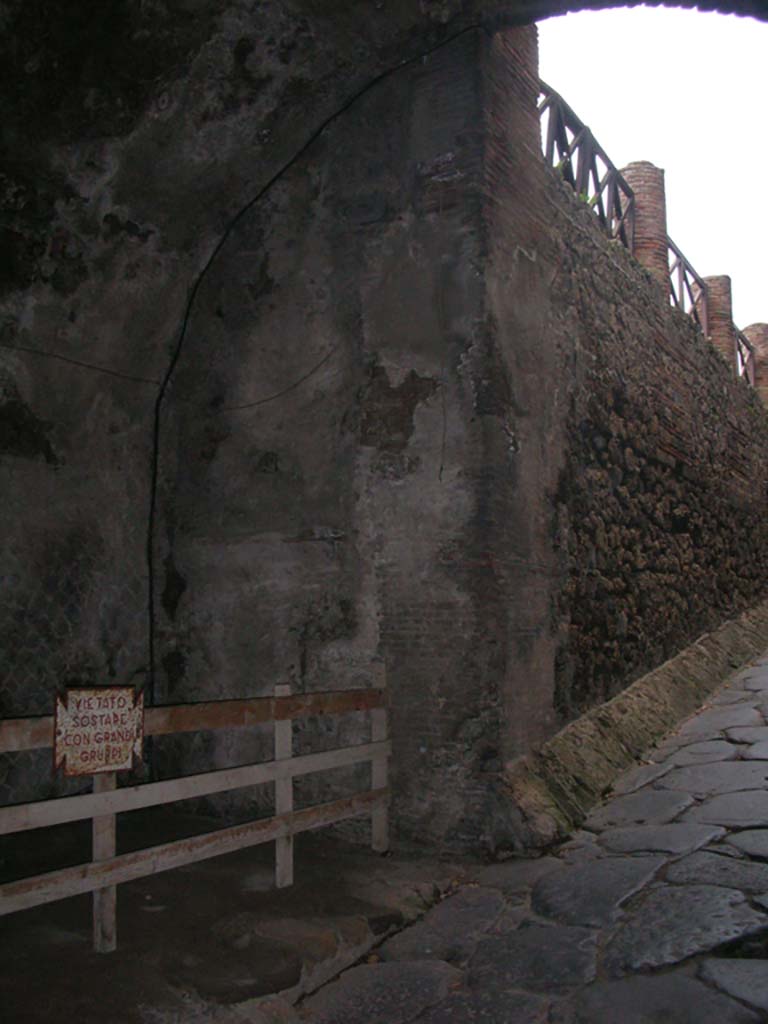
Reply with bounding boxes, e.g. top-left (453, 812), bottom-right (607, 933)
top-left (292, 655), bottom-right (768, 1023)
